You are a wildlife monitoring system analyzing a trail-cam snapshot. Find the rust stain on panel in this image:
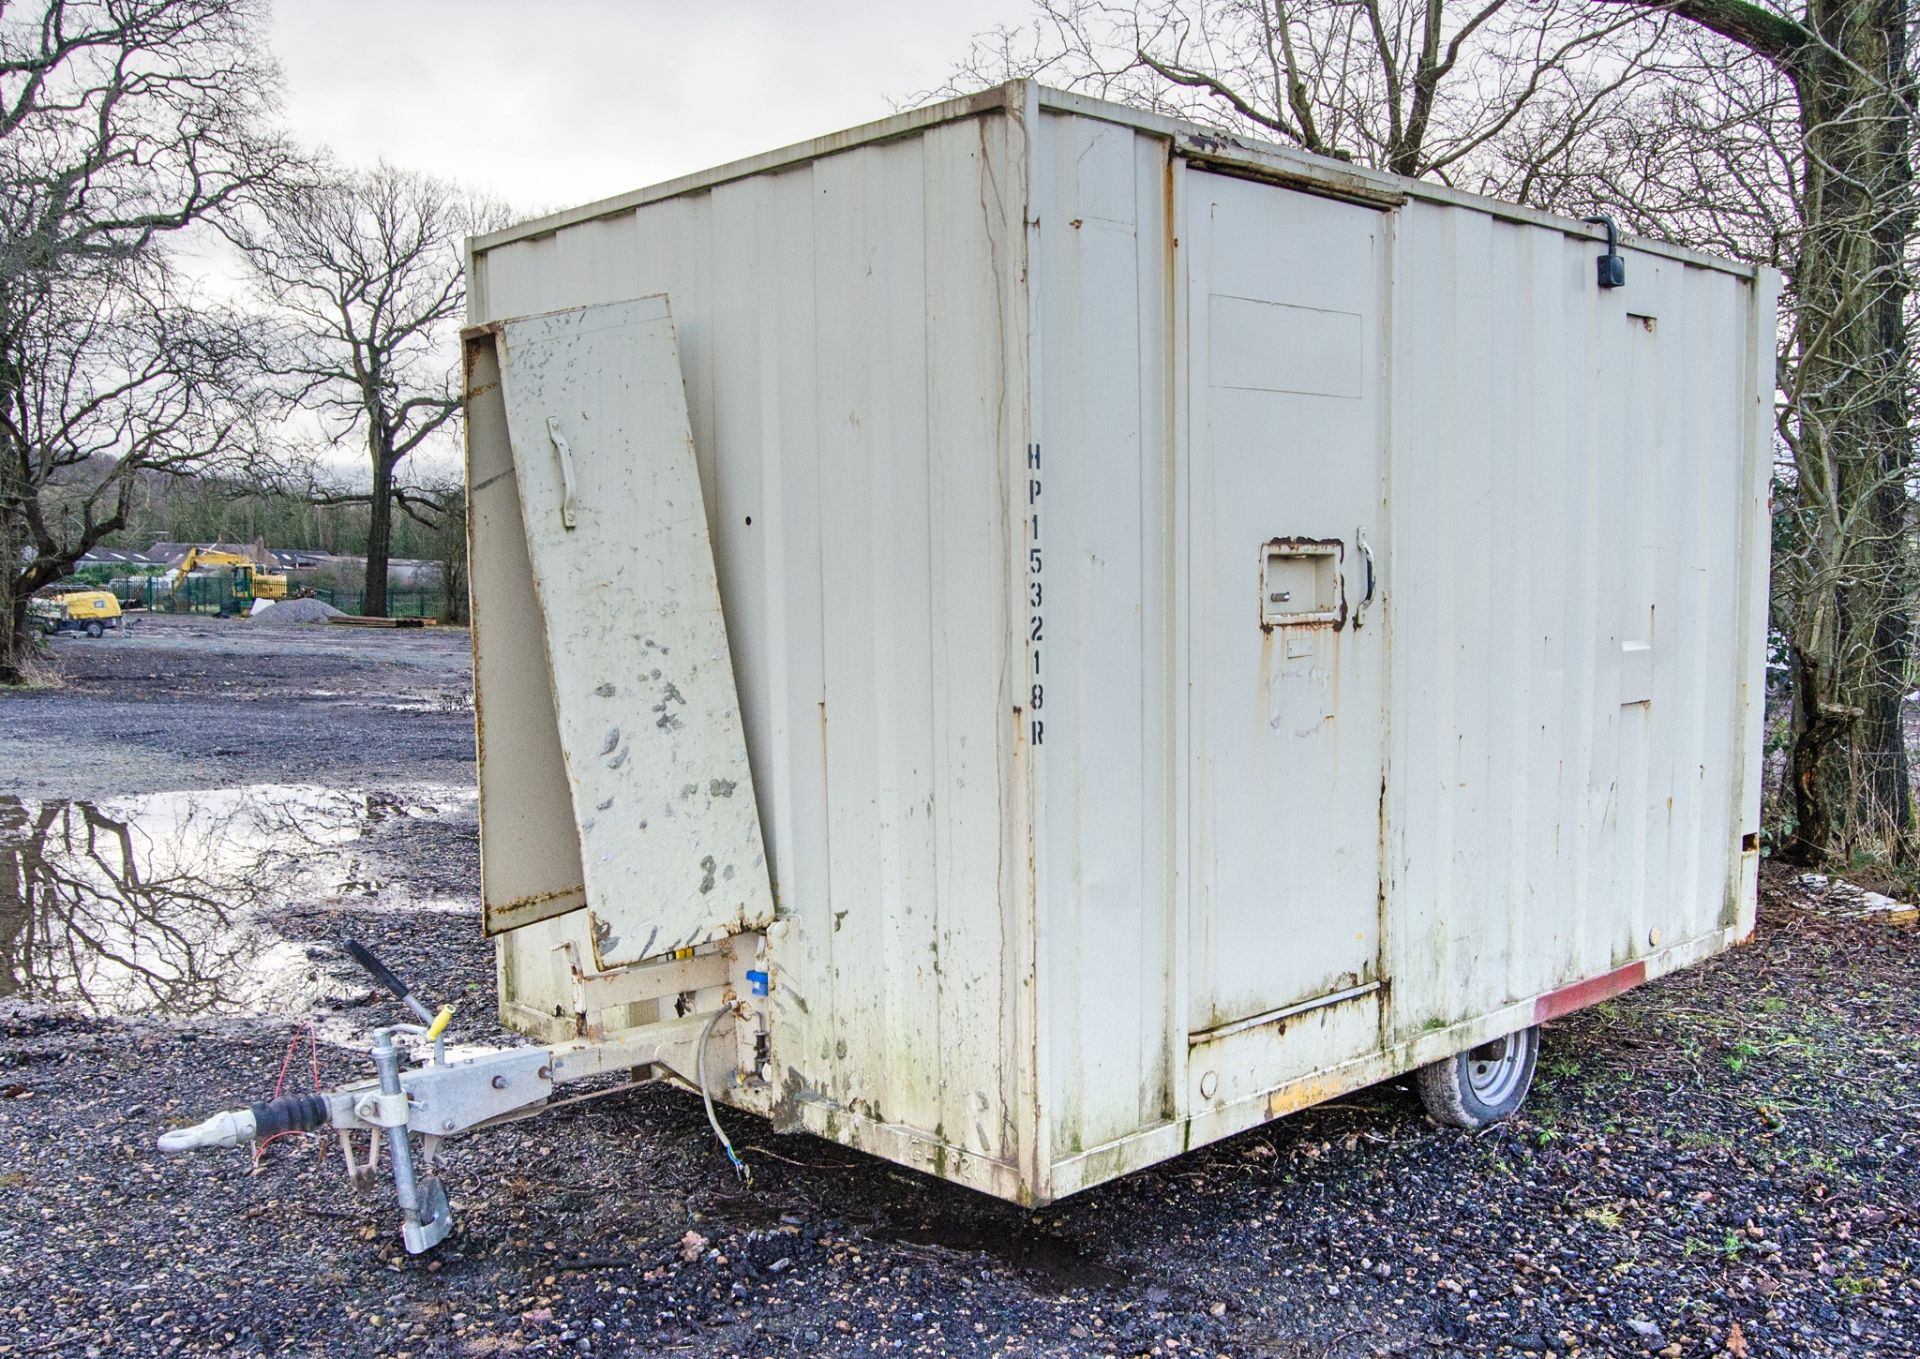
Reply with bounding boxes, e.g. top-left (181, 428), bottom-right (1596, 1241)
top-left (498, 883), bottom-right (587, 913)
top-left (1533, 960), bottom-right (1647, 1024)
top-left (1264, 1076), bottom-right (1340, 1121)
top-left (1258, 536), bottom-right (1348, 632)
